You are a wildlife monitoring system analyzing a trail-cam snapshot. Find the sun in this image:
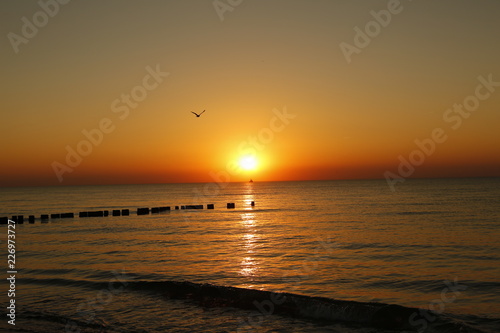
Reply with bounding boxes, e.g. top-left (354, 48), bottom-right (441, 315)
top-left (239, 155), bottom-right (258, 171)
